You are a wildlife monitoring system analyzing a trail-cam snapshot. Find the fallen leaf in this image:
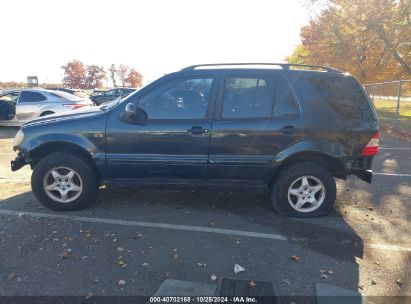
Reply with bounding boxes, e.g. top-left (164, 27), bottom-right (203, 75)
top-left (234, 264), bottom-right (246, 274)
top-left (371, 280), bottom-right (377, 285)
top-left (210, 274), bottom-right (217, 281)
top-left (249, 281), bottom-right (257, 288)
top-left (58, 249), bottom-right (69, 260)
top-left (117, 260), bottom-right (127, 267)
top-left (367, 207), bottom-right (373, 211)
top-left (358, 285), bottom-right (364, 290)
top-left (85, 293), bottom-right (93, 300)
top-left (8, 273), bottom-right (16, 280)
top-left (118, 279), bottom-right (126, 286)
top-left (291, 255), bottom-right (301, 262)
top-left (282, 278), bottom-right (290, 285)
